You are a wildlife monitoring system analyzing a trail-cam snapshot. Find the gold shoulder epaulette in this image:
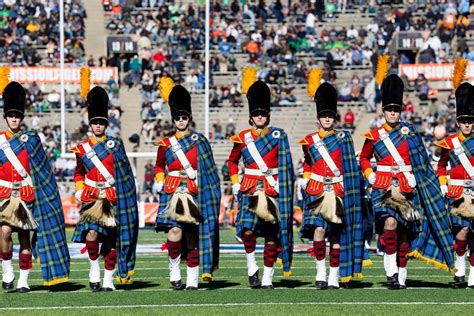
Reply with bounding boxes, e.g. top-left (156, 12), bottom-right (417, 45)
top-left (69, 145), bottom-right (81, 153)
top-left (298, 136), bottom-right (310, 145)
top-left (154, 139), bottom-right (168, 147)
top-left (434, 139), bottom-right (450, 149)
top-left (229, 134), bottom-right (243, 143)
top-left (361, 130), bottom-right (375, 140)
